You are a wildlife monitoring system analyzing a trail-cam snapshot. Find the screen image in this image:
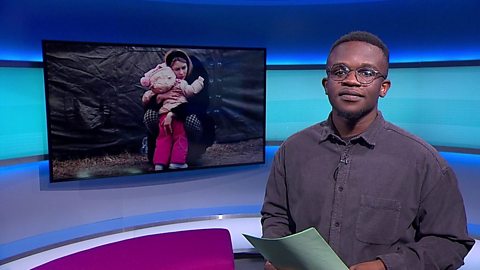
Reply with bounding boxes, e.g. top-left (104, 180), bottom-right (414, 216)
top-left (42, 41), bottom-right (266, 182)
